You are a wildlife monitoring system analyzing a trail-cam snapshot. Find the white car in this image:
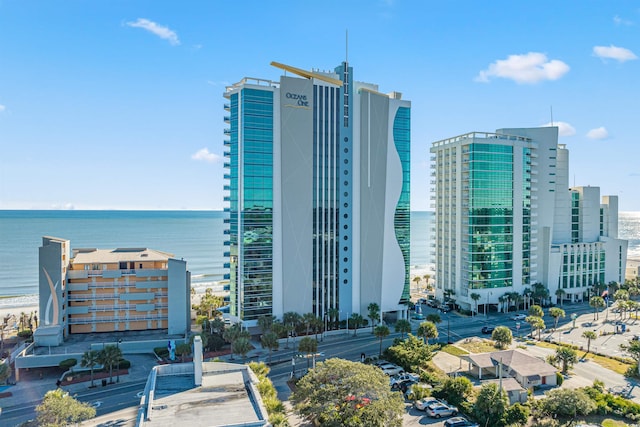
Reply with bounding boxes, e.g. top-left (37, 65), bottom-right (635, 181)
top-left (510, 313), bottom-right (527, 321)
top-left (379, 364), bottom-right (404, 376)
top-left (414, 396), bottom-right (442, 411)
top-left (390, 372), bottom-right (420, 386)
top-left (426, 403), bottom-right (458, 418)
